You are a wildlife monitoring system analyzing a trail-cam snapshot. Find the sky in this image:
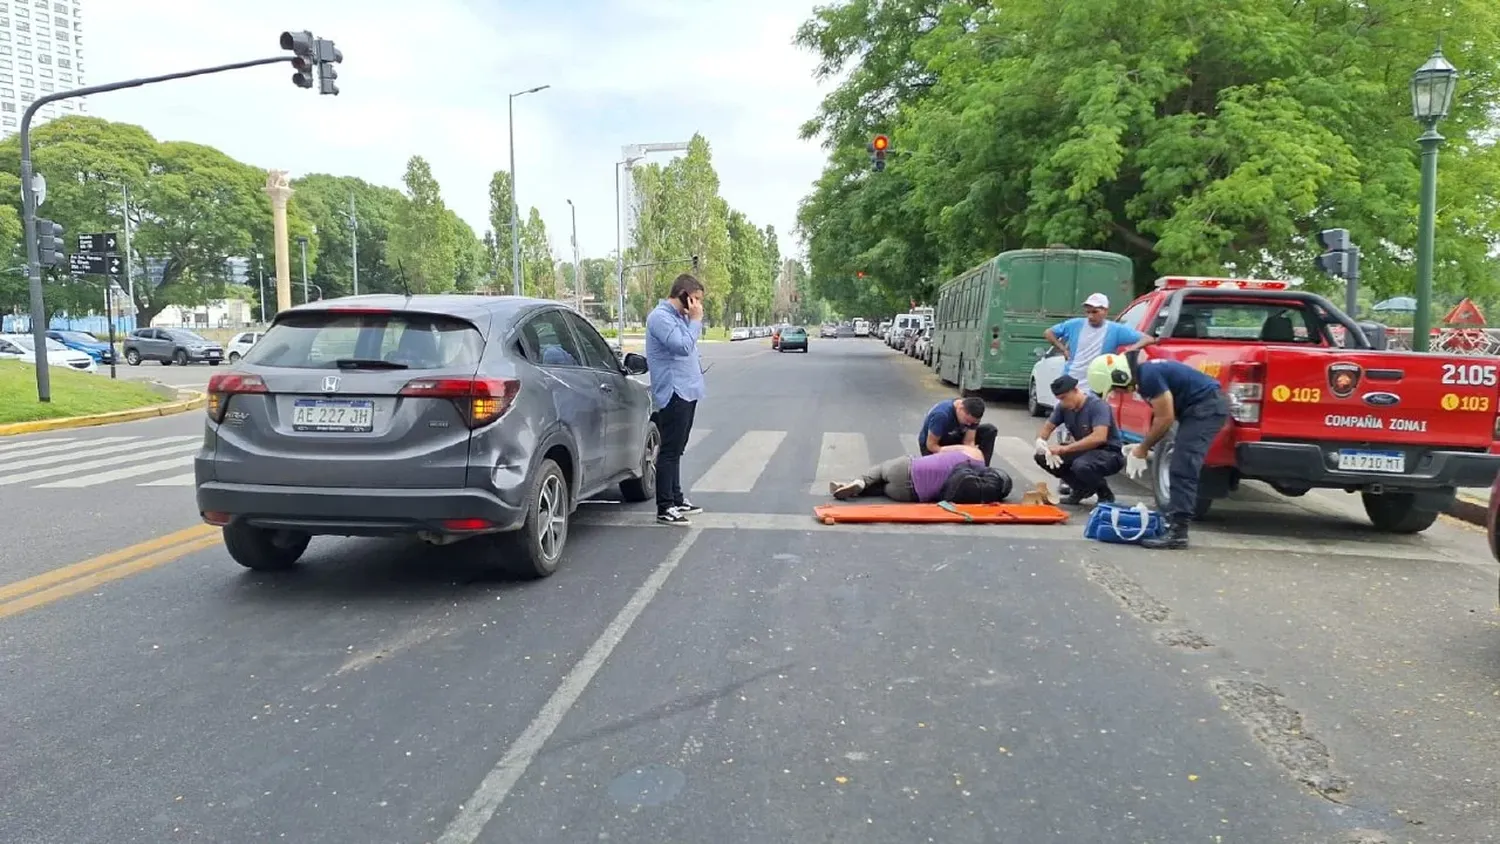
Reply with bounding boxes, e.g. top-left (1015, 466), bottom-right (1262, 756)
top-left (82, 0), bottom-right (836, 265)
